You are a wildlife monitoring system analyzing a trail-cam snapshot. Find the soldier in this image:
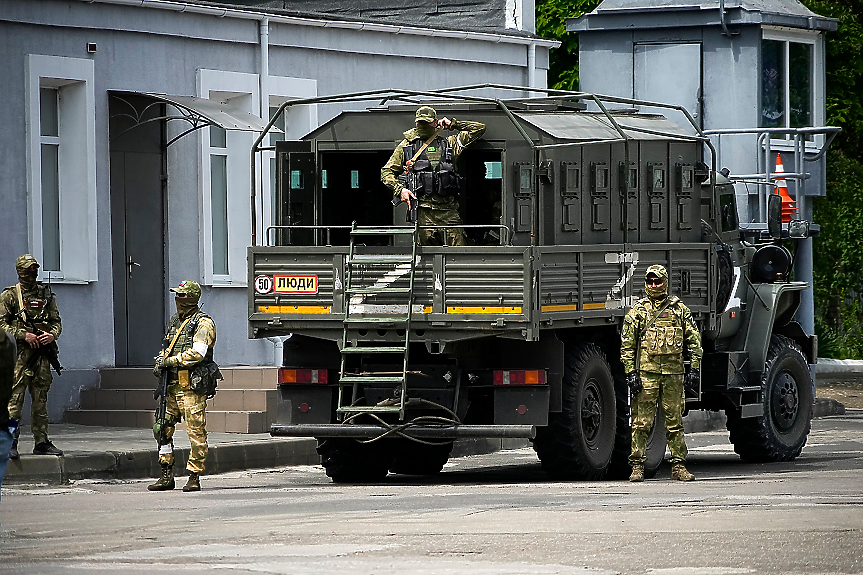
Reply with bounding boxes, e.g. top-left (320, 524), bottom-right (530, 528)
top-left (0, 254), bottom-right (63, 459)
top-left (621, 265), bottom-right (702, 482)
top-left (148, 280), bottom-right (217, 492)
top-left (381, 106), bottom-right (485, 245)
